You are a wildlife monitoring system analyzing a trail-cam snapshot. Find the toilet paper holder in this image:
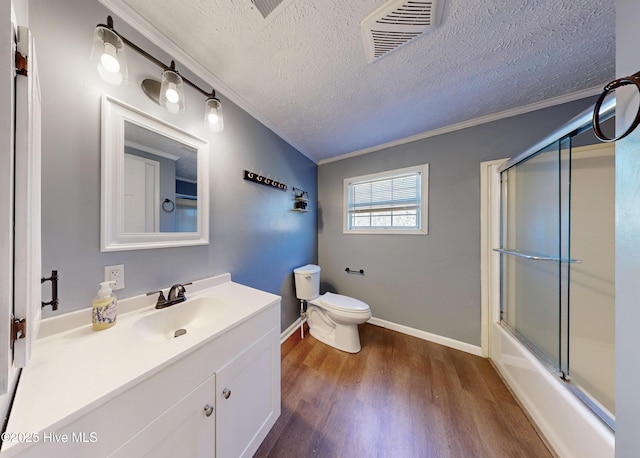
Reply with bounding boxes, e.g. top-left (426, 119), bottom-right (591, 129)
top-left (345, 268), bottom-right (364, 275)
